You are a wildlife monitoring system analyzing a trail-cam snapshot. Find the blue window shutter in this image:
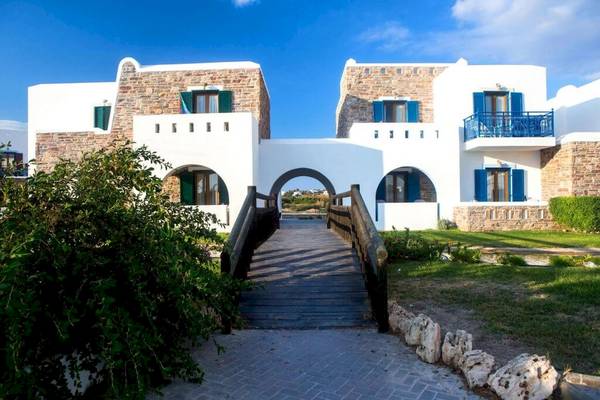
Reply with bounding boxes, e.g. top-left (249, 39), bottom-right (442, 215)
top-left (512, 169), bottom-right (525, 201)
top-left (407, 101), bottom-right (420, 122)
top-left (218, 177), bottom-right (229, 204)
top-left (218, 90), bottom-right (233, 113)
top-left (474, 169), bottom-right (487, 201)
top-left (373, 101), bottom-right (384, 122)
top-left (376, 178), bottom-right (386, 201)
top-left (407, 172), bottom-right (421, 202)
top-left (180, 92), bottom-right (193, 114)
top-left (473, 92), bottom-right (485, 115)
top-left (180, 172), bottom-right (194, 205)
top-left (510, 92), bottom-right (523, 115)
